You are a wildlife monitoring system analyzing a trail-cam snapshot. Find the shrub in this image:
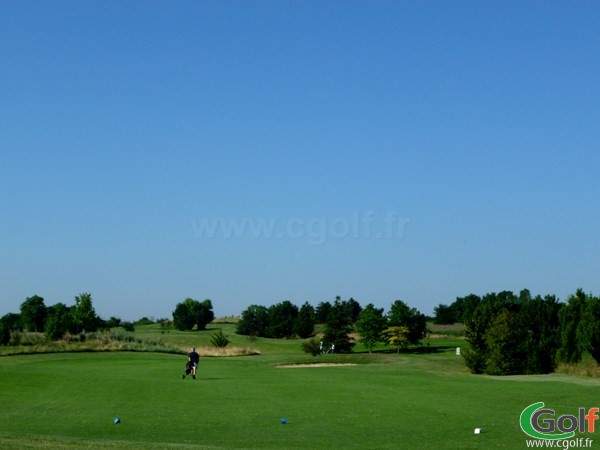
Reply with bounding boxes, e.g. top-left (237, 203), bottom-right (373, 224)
top-left (210, 329), bottom-right (230, 348)
top-left (122, 322), bottom-right (135, 332)
top-left (301, 338), bottom-right (322, 356)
